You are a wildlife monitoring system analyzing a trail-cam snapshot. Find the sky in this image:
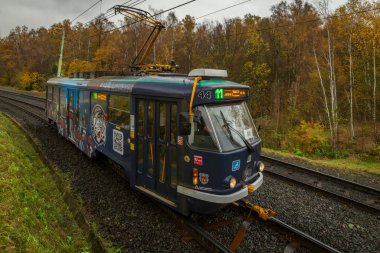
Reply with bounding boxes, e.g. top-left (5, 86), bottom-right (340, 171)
top-left (0, 0), bottom-right (349, 37)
